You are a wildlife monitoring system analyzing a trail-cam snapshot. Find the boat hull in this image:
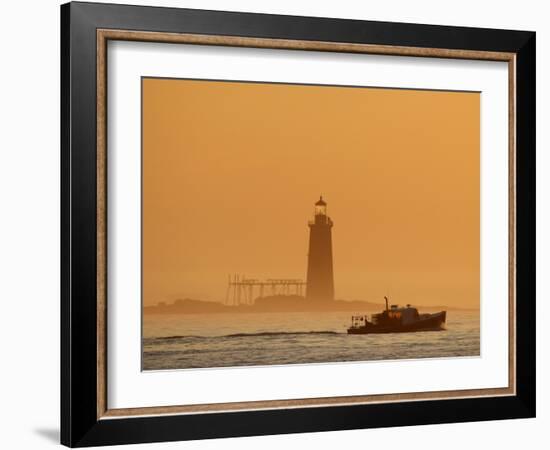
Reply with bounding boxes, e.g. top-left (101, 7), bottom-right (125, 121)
top-left (347, 311), bottom-right (446, 334)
